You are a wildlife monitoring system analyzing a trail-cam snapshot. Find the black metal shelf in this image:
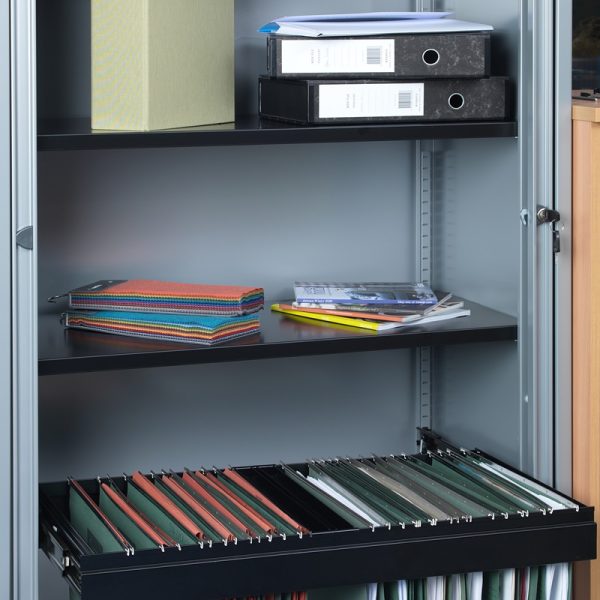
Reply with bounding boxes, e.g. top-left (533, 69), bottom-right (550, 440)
top-left (38, 300), bottom-right (517, 375)
top-left (37, 117), bottom-right (518, 151)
